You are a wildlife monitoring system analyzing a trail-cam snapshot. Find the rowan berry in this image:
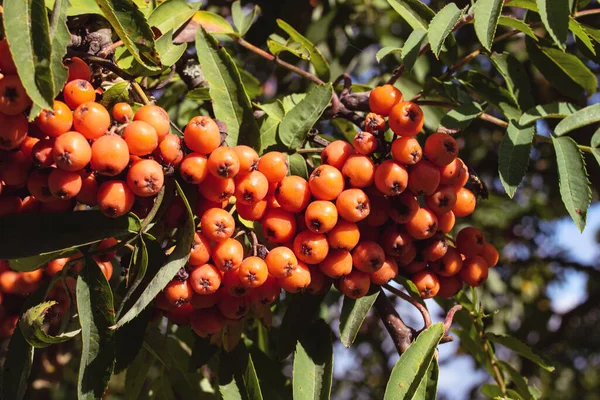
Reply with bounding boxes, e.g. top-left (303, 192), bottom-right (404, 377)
top-left (90, 135), bottom-right (128, 176)
top-left (364, 112), bottom-right (386, 133)
top-left (154, 133), bottom-right (183, 166)
top-left (293, 231), bottom-right (329, 265)
top-left (0, 150), bottom-right (31, 187)
top-left (389, 192), bottom-right (419, 224)
top-left (96, 259), bottom-right (114, 281)
top-left (207, 146), bottom-right (240, 179)
top-left (456, 227), bottom-right (486, 257)
top-left (339, 269), bottom-right (370, 299)
top-left (236, 199), bottom-right (267, 221)
top-left (189, 263), bottom-right (222, 295)
top-left (437, 211), bottom-right (455, 233)
top-left (408, 160), bottom-right (440, 196)
top-left (92, 237), bottom-right (118, 263)
top-left (370, 257), bottom-right (399, 286)
top-left (262, 208), bottom-right (297, 243)
top-left (20, 196), bottom-right (41, 213)
top-left (126, 159), bottom-right (164, 197)
top-left (37, 101), bottom-right (73, 137)
top-left (46, 257), bottom-right (68, 277)
top-left (274, 175), bottom-right (311, 212)
top-left (389, 101), bottom-right (424, 137)
top-left (41, 198), bottom-right (75, 214)
top-left (63, 79), bottom-right (96, 110)
top-left (212, 238), bottom-right (244, 273)
top-left (352, 241), bottom-right (385, 273)
top-left (30, 138), bottom-right (54, 168)
top-left (305, 200), bottom-right (338, 233)
top-left (0, 113), bottom-right (28, 150)
top-left (425, 185), bottom-right (457, 215)
top-left (251, 275), bottom-right (280, 305)
top-left (436, 275), bottom-right (463, 298)
top-left (391, 137), bottom-right (422, 165)
top-left (77, 173), bottom-right (99, 206)
top-left (258, 151), bottom-right (288, 183)
top-left (265, 247), bottom-right (298, 278)
top-left (341, 154), bottom-right (375, 188)
top-left (201, 208), bottom-right (235, 242)
top-left (424, 132), bottom-right (458, 167)
top-left (453, 188), bottom-right (476, 217)
top-left (0, 75), bottom-right (31, 115)
top-left (97, 180), bottom-right (135, 218)
top-left (123, 120), bottom-right (158, 156)
top-left (0, 39), bottom-right (17, 74)
top-left (0, 196), bottom-right (22, 216)
top-left (319, 249), bottom-right (352, 278)
top-left (366, 194), bottom-right (391, 227)
top-left (336, 188), bottom-right (370, 222)
top-left (184, 115), bottom-right (220, 154)
top-left (166, 303), bottom-right (194, 325)
top-left (236, 256), bottom-right (267, 289)
top-left (190, 292), bottom-right (219, 309)
top-left (369, 84), bottom-right (403, 116)
top-left (412, 271), bottom-right (440, 298)
top-left (164, 279), bottom-right (194, 306)
top-left (459, 256), bottom-right (489, 287)
top-left (421, 236), bottom-right (449, 262)
top-left (134, 105), bottom-right (171, 142)
top-left (191, 308), bottom-right (223, 337)
top-left (431, 247), bottom-right (462, 277)
top-left (52, 131), bottom-right (91, 172)
top-left (64, 57), bottom-right (91, 82)
top-left (73, 102), bottom-right (111, 140)
top-left (321, 140), bottom-right (354, 170)
top-left (232, 145), bottom-right (259, 175)
top-left (326, 219), bottom-right (360, 251)
top-left (381, 225), bottom-right (413, 258)
top-left (112, 102), bottom-right (133, 123)
top-left (406, 208), bottom-right (438, 240)
top-left (0, 315), bottom-right (19, 338)
top-left (27, 169), bottom-right (54, 202)
top-left (218, 293), bottom-right (249, 319)
top-left (353, 131), bottom-right (378, 155)
top-left (198, 174), bottom-right (235, 203)
top-left (278, 261), bottom-right (312, 293)
top-left (306, 266), bottom-right (329, 295)
top-left (309, 164), bottom-right (344, 201)
top-left (374, 160), bottom-right (408, 196)
top-left (480, 242), bottom-right (499, 268)
top-left (440, 158), bottom-right (469, 187)
top-left (48, 168), bottom-right (82, 199)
